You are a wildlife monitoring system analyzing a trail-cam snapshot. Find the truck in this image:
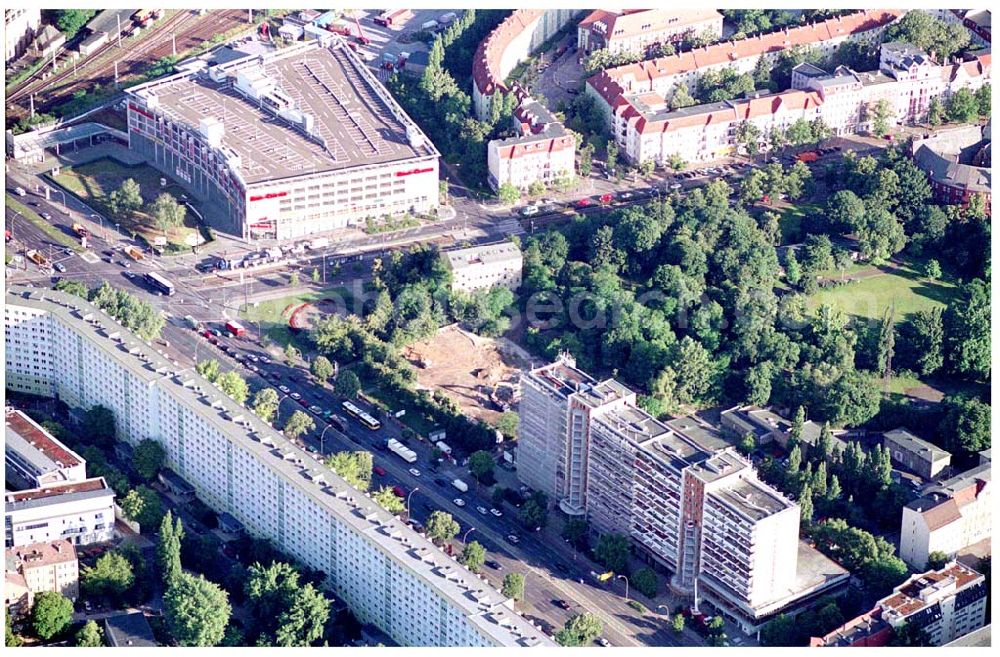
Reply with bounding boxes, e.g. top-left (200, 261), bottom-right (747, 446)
top-left (124, 245), bottom-right (144, 261)
top-left (72, 222), bottom-right (90, 238)
top-left (452, 479), bottom-right (469, 493)
top-left (435, 440), bottom-right (452, 456)
top-left (14, 186), bottom-right (26, 196)
top-left (421, 20), bottom-right (439, 32)
top-left (307, 237), bottom-right (330, 250)
top-left (387, 438), bottom-right (418, 463)
top-left (374, 9), bottom-right (413, 27)
top-left (796, 151), bottom-right (819, 163)
top-left (224, 321), bottom-right (247, 338)
top-left (184, 315), bottom-right (199, 329)
top-left (26, 250), bottom-right (48, 266)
